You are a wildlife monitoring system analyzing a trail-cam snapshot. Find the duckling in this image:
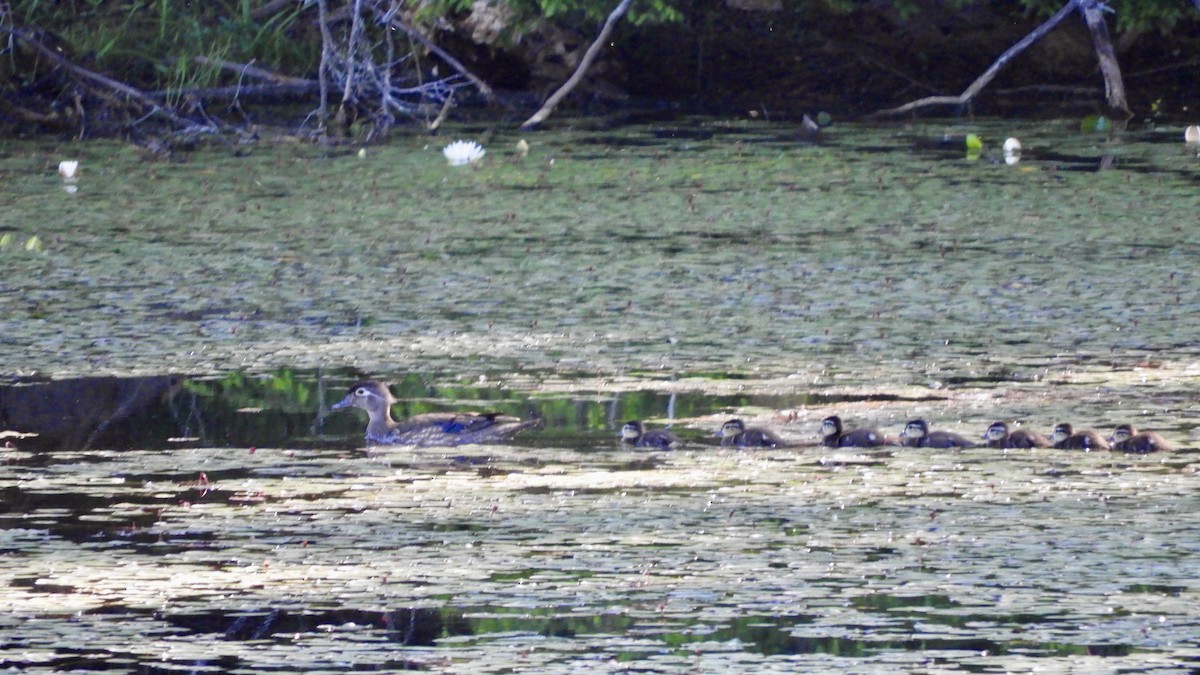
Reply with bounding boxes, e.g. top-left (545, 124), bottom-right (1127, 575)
top-left (717, 418), bottom-right (786, 448)
top-left (982, 421), bottom-right (1053, 449)
top-left (620, 420), bottom-right (678, 449)
top-left (330, 380), bottom-right (540, 446)
top-left (1050, 423), bottom-right (1110, 451)
top-left (1108, 424), bottom-right (1174, 453)
top-left (819, 415), bottom-right (886, 448)
top-left (900, 419), bottom-right (975, 448)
